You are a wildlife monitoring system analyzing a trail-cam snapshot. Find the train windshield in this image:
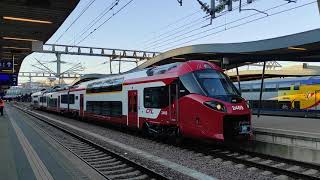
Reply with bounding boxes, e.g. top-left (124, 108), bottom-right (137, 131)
top-left (194, 69), bottom-right (240, 97)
